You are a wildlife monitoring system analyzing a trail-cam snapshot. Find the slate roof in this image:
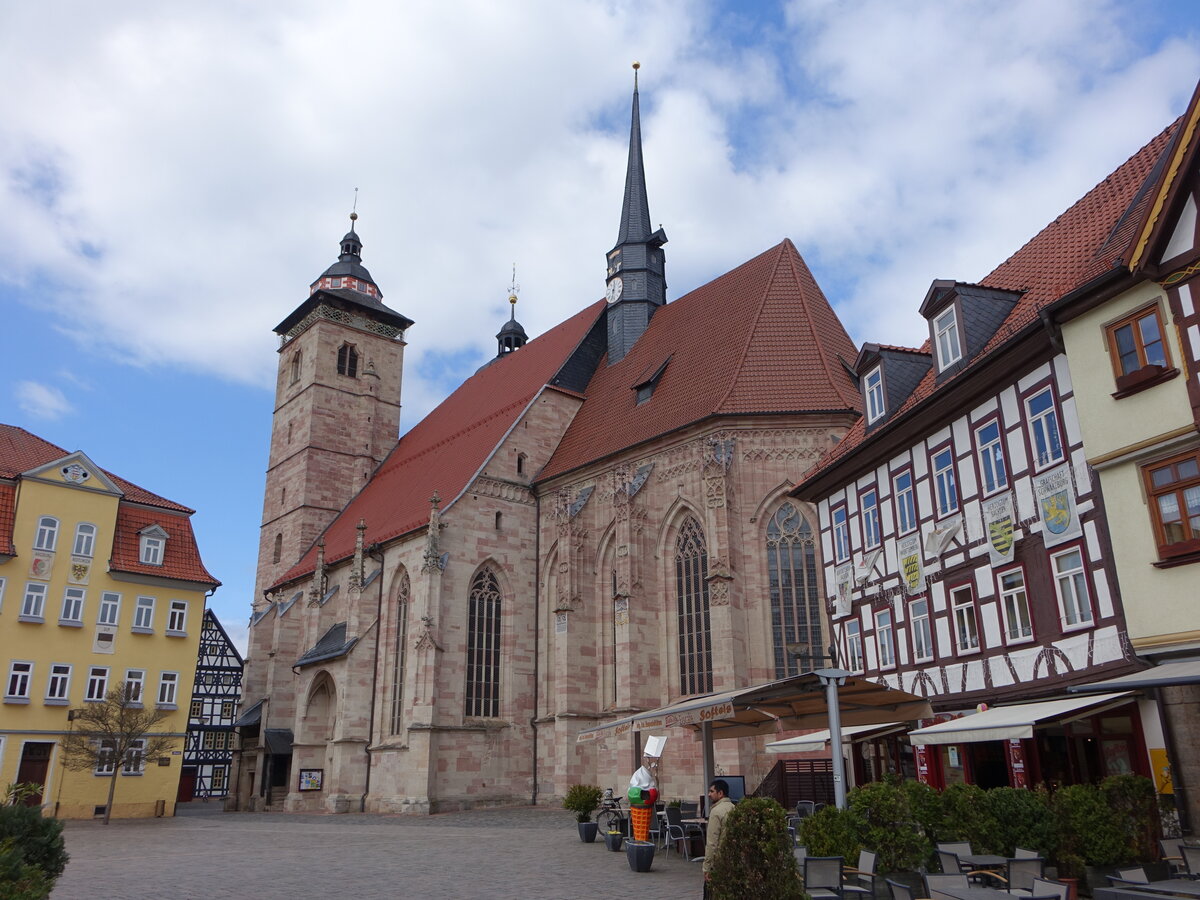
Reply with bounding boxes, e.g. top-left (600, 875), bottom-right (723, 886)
top-left (295, 622), bottom-right (358, 668)
top-left (0, 423), bottom-right (219, 586)
top-left (539, 238), bottom-right (862, 481)
top-left (273, 299), bottom-right (607, 586)
top-left (799, 116), bottom-right (1182, 487)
